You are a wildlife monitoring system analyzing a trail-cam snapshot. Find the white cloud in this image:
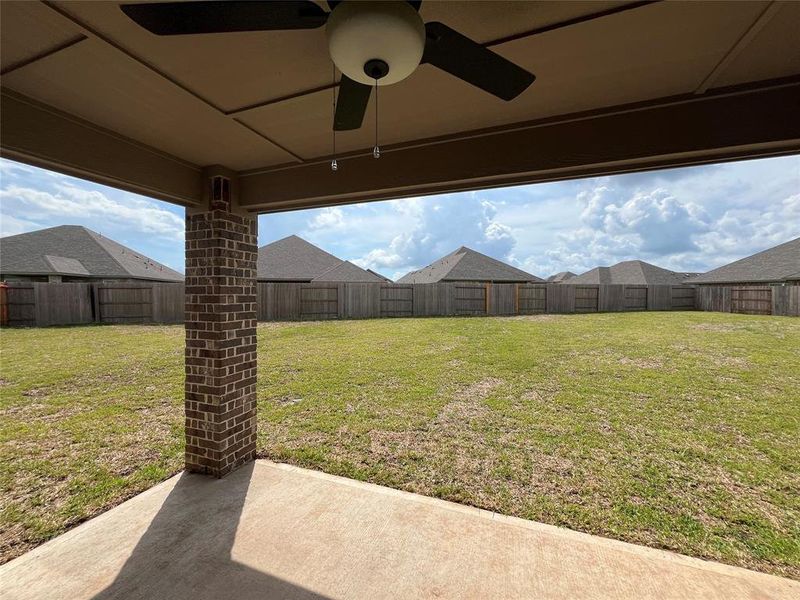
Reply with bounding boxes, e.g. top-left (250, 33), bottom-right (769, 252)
top-left (308, 207), bottom-right (345, 230)
top-left (352, 193), bottom-right (519, 278)
top-left (0, 214), bottom-right (43, 238)
top-left (534, 179), bottom-right (798, 275)
top-left (0, 183), bottom-right (184, 239)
